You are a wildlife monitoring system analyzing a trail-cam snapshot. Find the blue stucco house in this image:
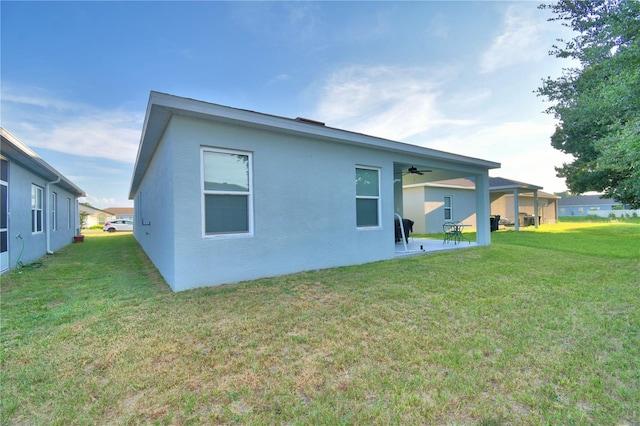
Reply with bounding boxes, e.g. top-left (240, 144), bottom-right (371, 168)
top-left (558, 194), bottom-right (627, 216)
top-left (129, 92), bottom-right (500, 291)
top-left (1, 128), bottom-right (86, 273)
